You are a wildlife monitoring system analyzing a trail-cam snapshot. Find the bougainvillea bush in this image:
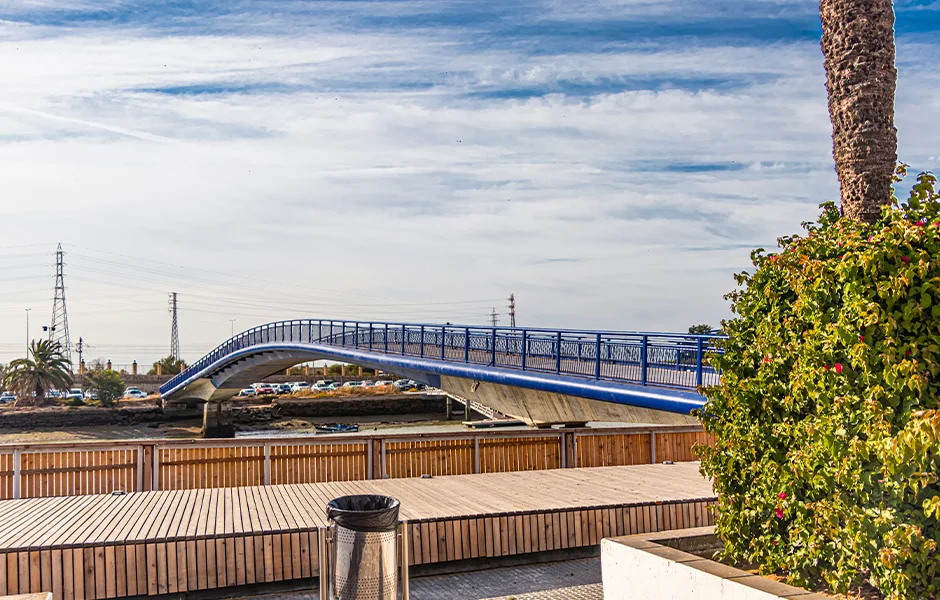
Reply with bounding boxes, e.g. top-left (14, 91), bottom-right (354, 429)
top-left (697, 168), bottom-right (940, 599)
